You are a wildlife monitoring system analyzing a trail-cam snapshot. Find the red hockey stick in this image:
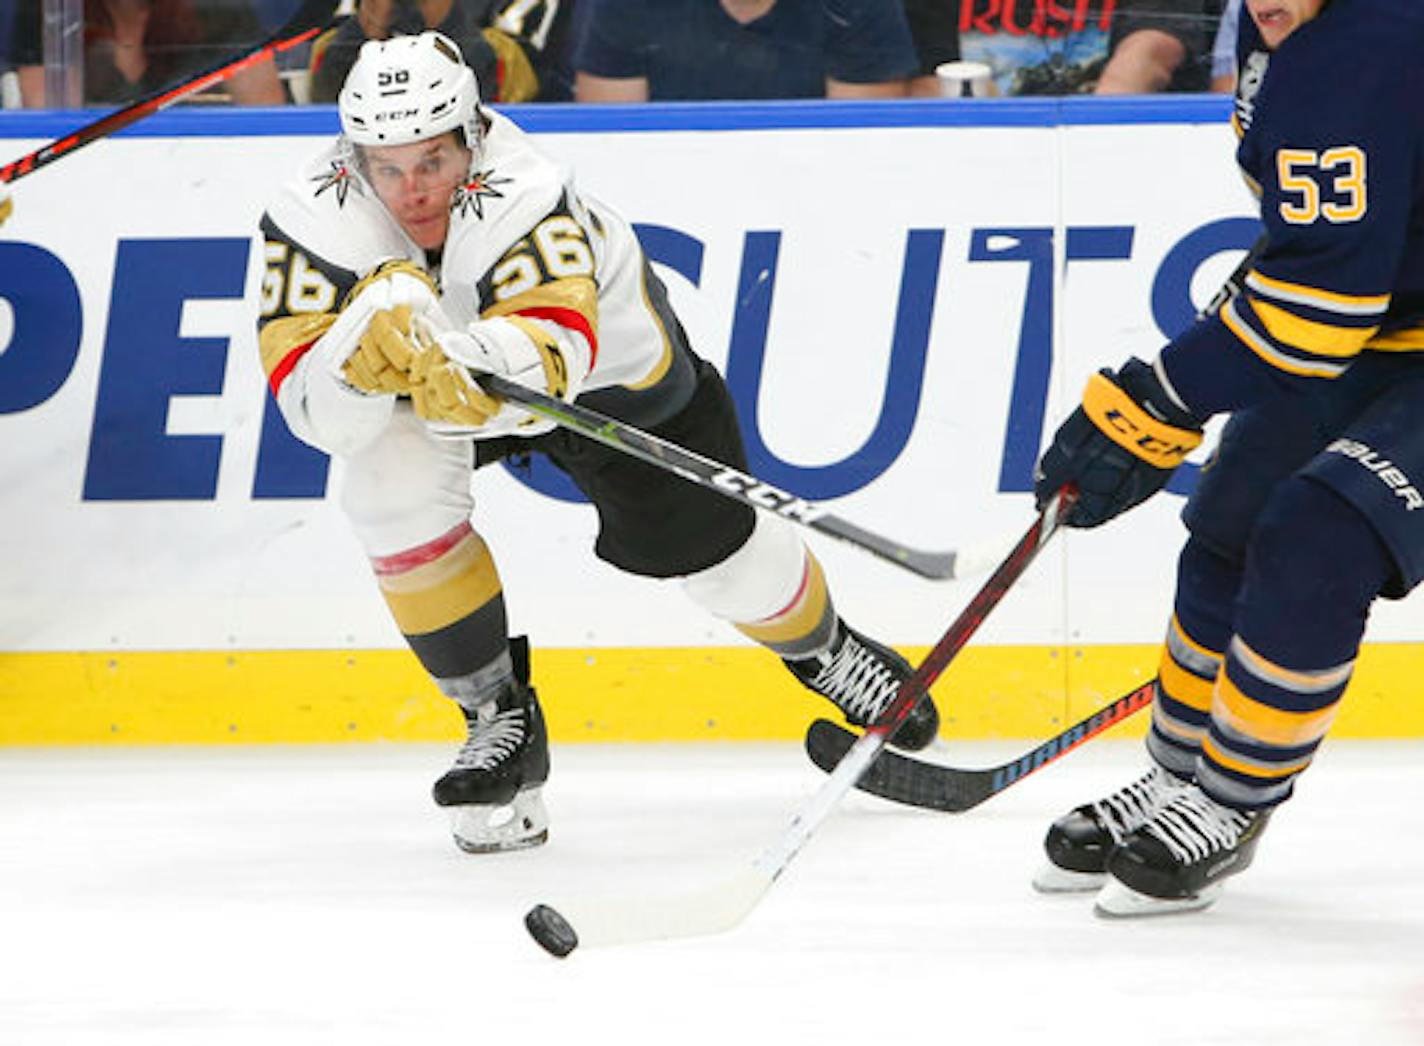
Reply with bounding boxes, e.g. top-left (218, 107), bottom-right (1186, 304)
top-left (523, 487), bottom-right (1077, 957)
top-left (1, 0), bottom-right (339, 186)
